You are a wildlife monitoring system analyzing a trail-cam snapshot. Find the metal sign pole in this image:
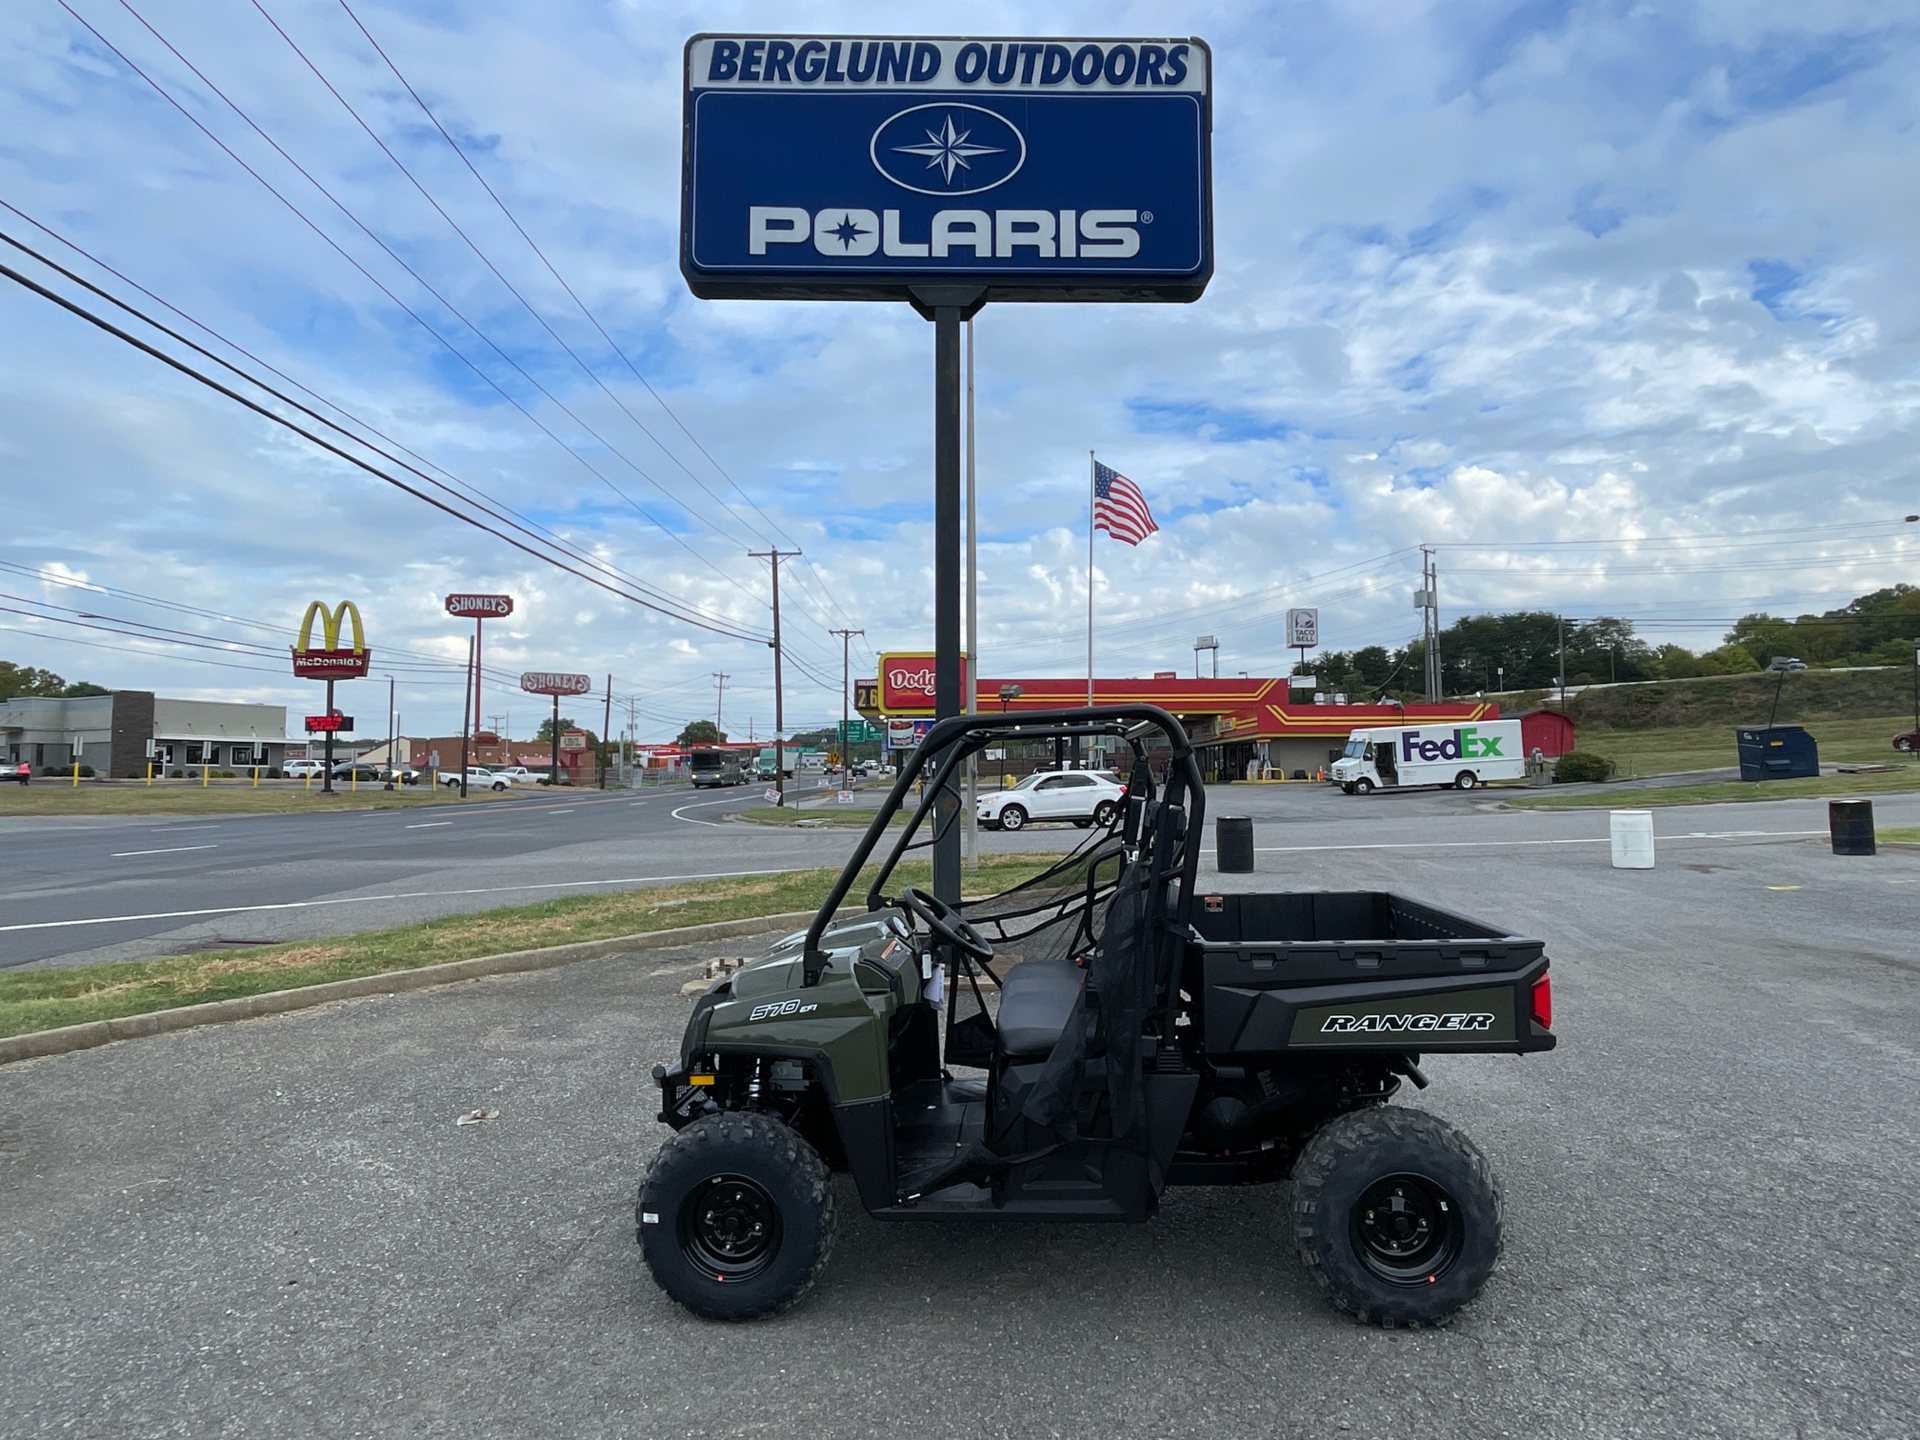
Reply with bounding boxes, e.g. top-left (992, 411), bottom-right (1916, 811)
top-left (322, 678), bottom-right (335, 794)
top-left (964, 317), bottom-right (979, 870)
top-left (551, 694), bottom-right (560, 786)
top-left (923, 292), bottom-right (972, 904)
top-left (459, 636), bottom-right (473, 799)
